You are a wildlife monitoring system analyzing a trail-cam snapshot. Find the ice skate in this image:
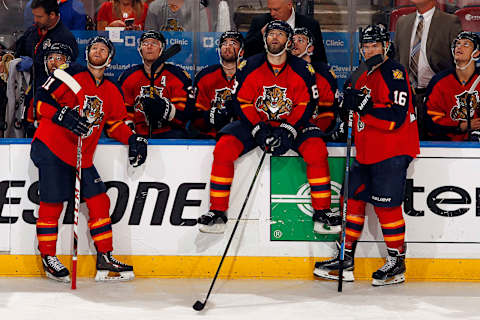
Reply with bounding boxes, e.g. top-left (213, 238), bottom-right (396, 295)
top-left (313, 241), bottom-right (356, 282)
top-left (95, 251), bottom-right (135, 281)
top-left (313, 209), bottom-right (341, 234)
top-left (372, 248), bottom-right (406, 286)
top-left (41, 255), bottom-right (71, 283)
top-left (198, 210), bottom-right (227, 234)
